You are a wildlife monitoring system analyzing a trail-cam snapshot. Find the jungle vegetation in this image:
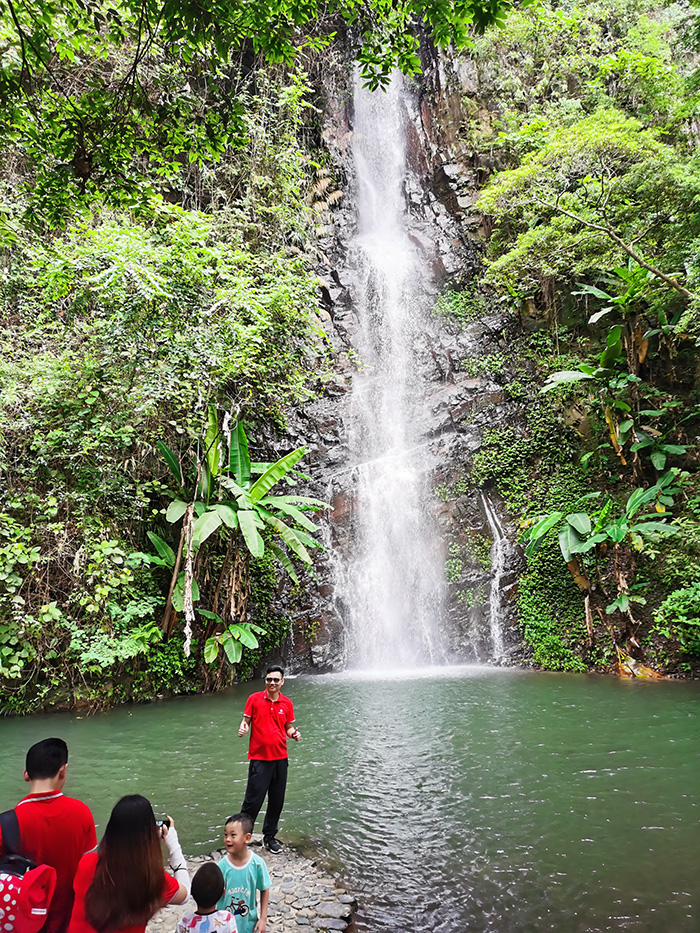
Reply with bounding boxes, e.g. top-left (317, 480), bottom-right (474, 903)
top-left (0, 0), bottom-right (513, 712)
top-left (2, 0), bottom-right (699, 713)
top-left (467, 0), bottom-right (700, 674)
